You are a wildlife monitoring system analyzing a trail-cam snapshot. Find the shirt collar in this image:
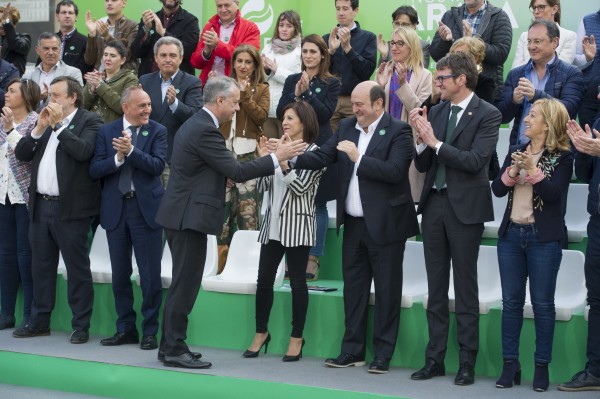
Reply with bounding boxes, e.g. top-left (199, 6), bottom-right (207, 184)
top-left (36, 62), bottom-right (58, 73)
top-left (123, 117), bottom-right (141, 131)
top-left (219, 17), bottom-right (236, 29)
top-left (452, 91), bottom-right (474, 110)
top-left (355, 111), bottom-right (384, 135)
top-left (160, 70), bottom-right (178, 83)
top-left (63, 109), bottom-right (77, 125)
top-left (203, 107), bottom-right (220, 128)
